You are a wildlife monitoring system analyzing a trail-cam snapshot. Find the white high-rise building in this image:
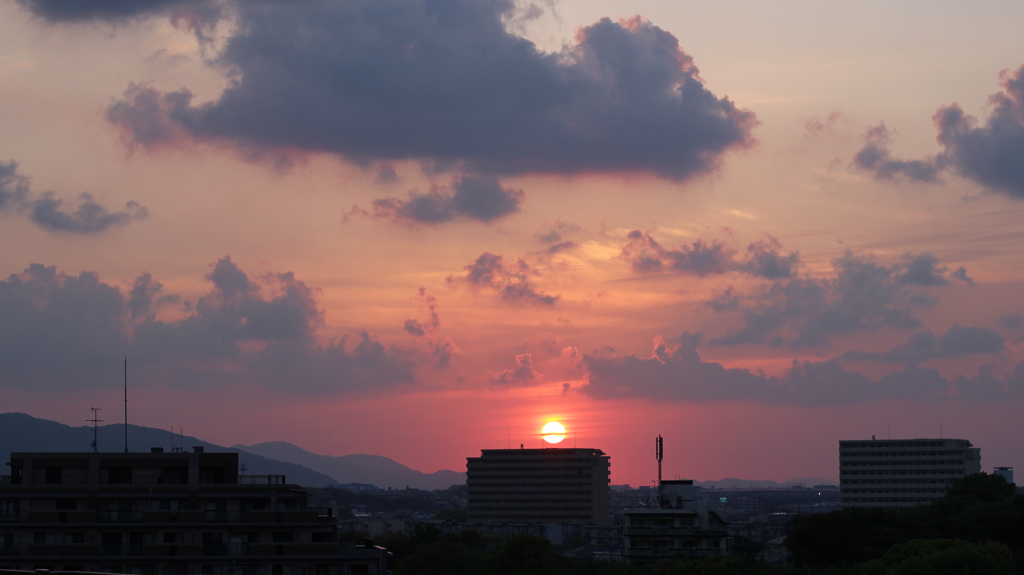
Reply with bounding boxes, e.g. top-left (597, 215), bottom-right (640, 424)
top-left (839, 438), bottom-right (981, 509)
